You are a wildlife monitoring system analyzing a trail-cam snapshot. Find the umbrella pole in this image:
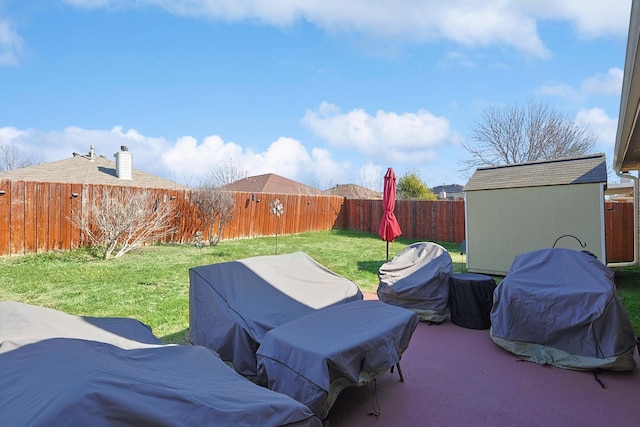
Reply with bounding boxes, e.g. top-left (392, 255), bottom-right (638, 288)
top-left (386, 241), bottom-right (389, 261)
